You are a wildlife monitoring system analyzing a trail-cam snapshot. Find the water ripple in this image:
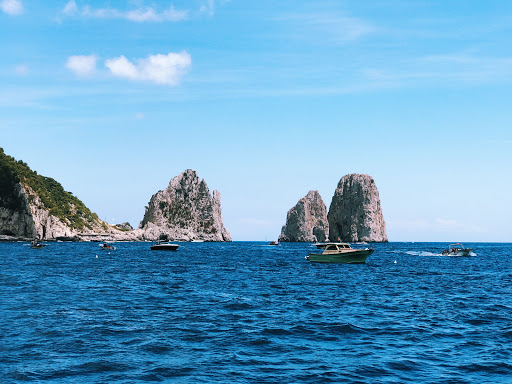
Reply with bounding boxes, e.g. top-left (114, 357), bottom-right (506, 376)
top-left (1, 241), bottom-right (511, 383)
